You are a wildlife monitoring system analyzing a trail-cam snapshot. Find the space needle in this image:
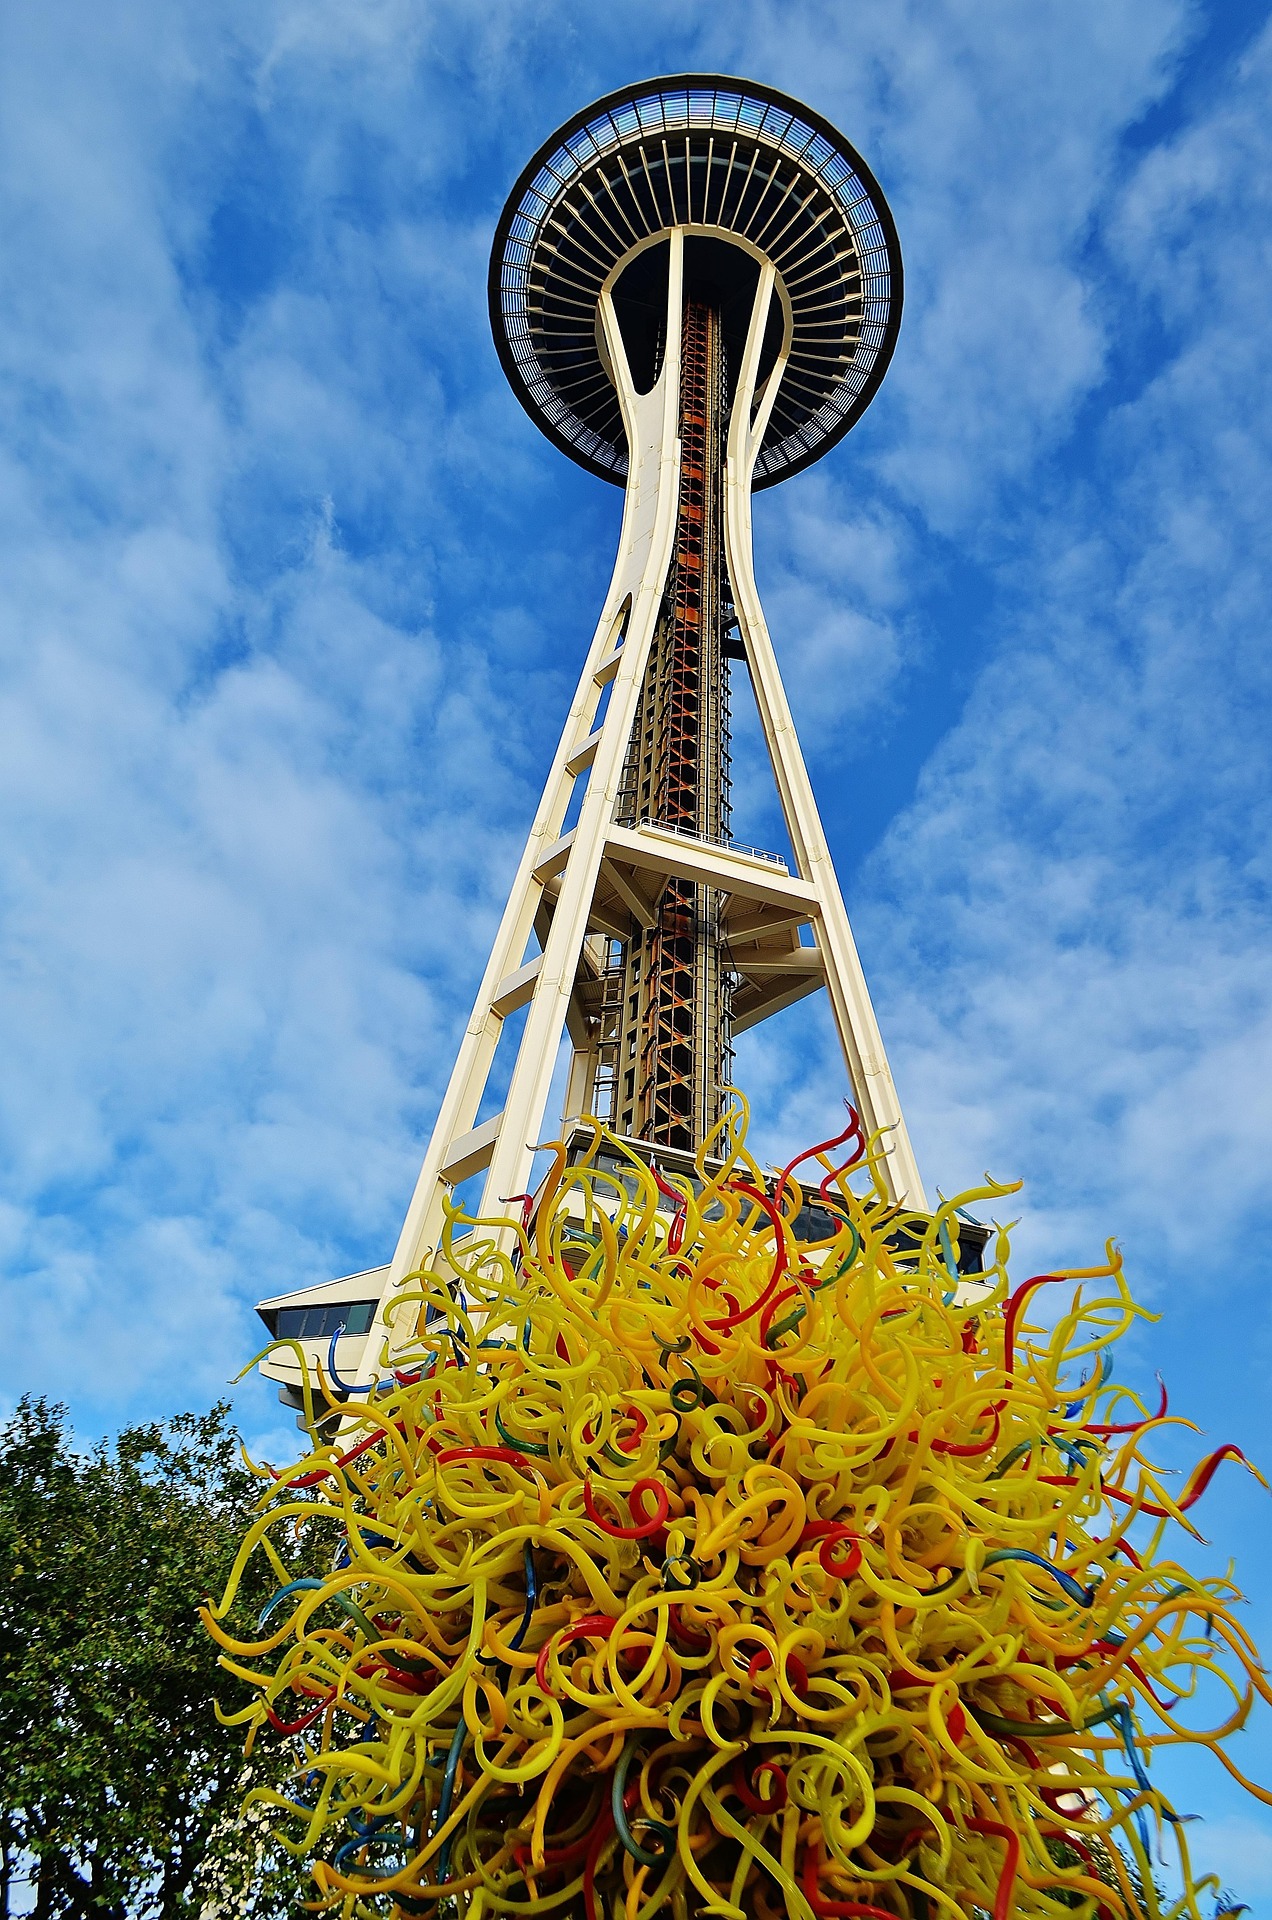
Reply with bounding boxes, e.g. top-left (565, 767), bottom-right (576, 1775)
top-left (256, 76), bottom-right (948, 1409)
